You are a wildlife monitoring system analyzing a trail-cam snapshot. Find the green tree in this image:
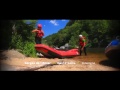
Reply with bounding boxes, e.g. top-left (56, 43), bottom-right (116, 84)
top-left (69, 36), bottom-right (76, 48)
